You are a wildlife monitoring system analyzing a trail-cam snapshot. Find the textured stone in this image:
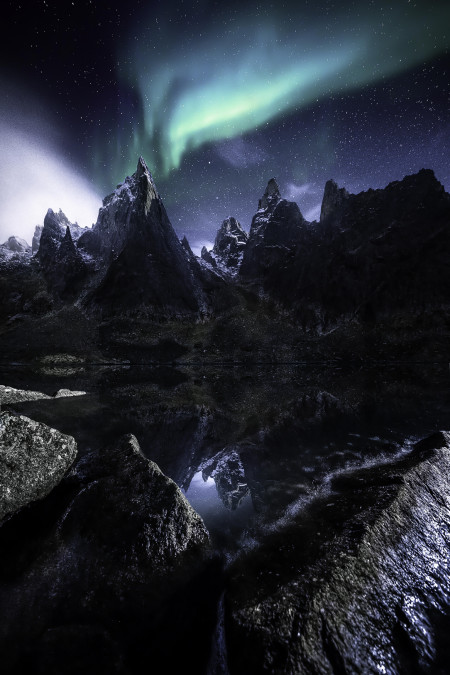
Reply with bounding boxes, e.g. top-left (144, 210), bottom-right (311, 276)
top-left (0, 412), bottom-right (77, 520)
top-left (226, 431), bottom-right (450, 674)
top-left (211, 217), bottom-right (248, 271)
top-left (67, 433), bottom-right (210, 570)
